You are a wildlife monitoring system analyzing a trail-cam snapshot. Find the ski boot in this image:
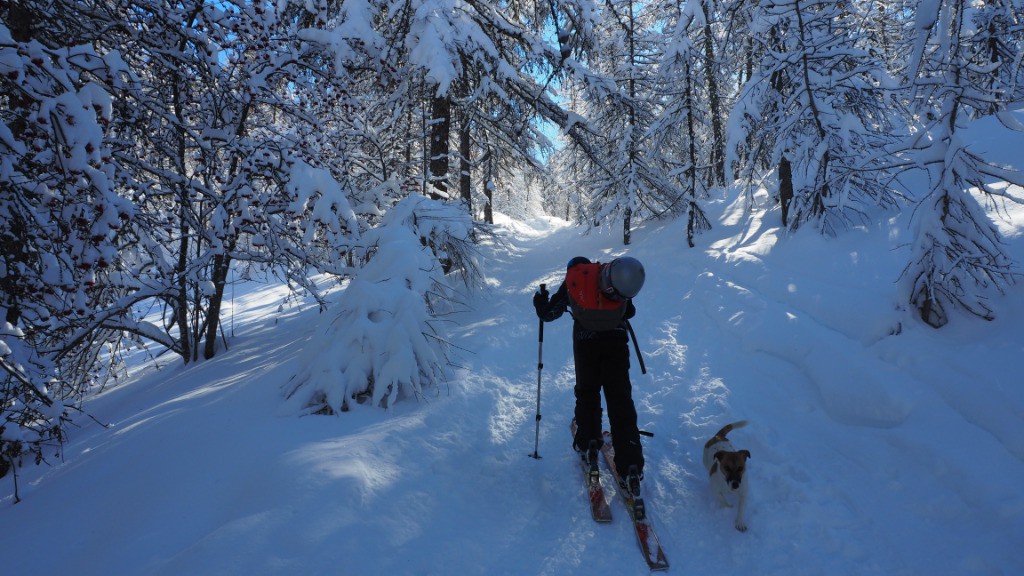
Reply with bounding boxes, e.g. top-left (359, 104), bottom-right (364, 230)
top-left (619, 465), bottom-right (642, 496)
top-left (583, 440), bottom-right (600, 485)
top-left (622, 465), bottom-right (645, 520)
